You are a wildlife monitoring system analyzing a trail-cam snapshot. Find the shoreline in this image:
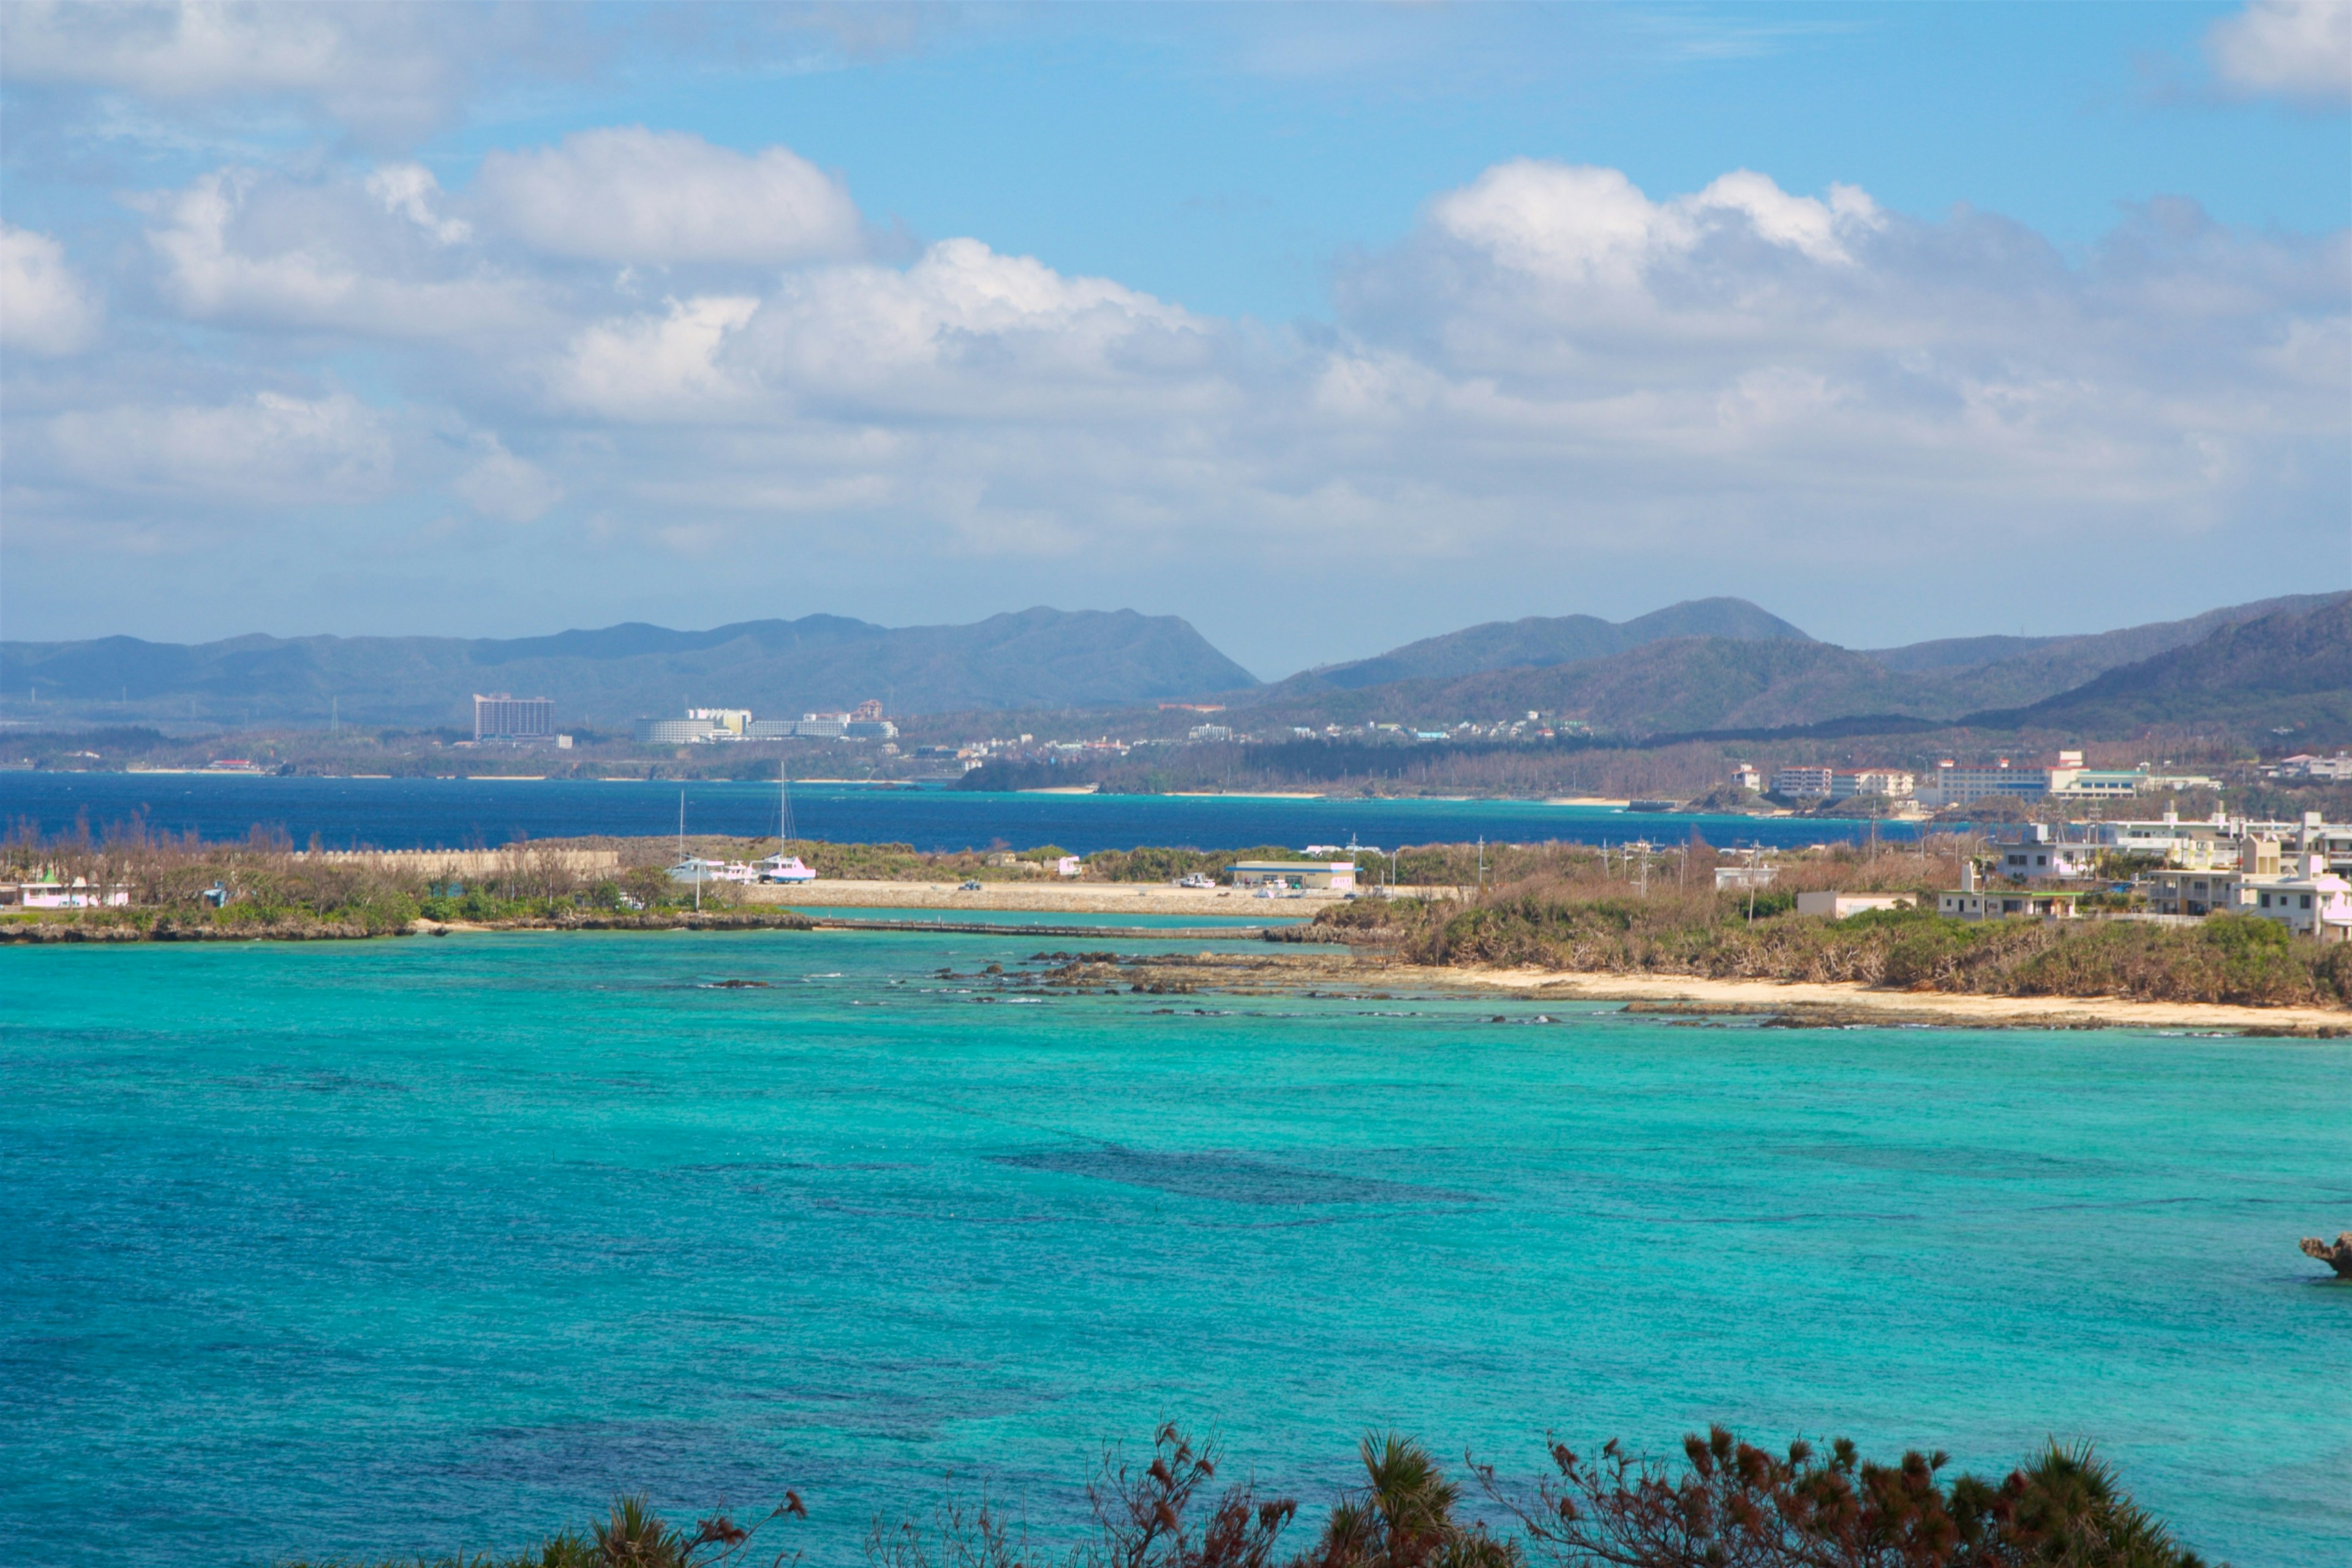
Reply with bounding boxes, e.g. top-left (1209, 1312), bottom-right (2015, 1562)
top-left (1392, 963), bottom-right (2352, 1034)
top-left (7, 907), bottom-right (2349, 1035)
